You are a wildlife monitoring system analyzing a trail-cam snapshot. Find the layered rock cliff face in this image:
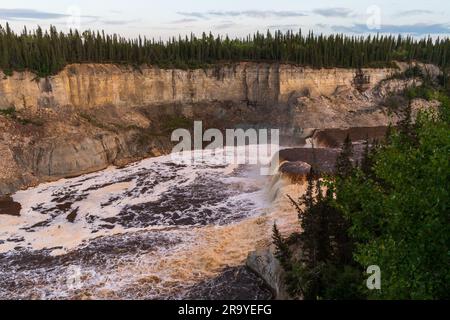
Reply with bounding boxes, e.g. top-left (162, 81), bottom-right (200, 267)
top-left (0, 63), bottom-right (276, 110)
top-left (0, 62), bottom-right (435, 195)
top-left (0, 63), bottom-right (395, 111)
